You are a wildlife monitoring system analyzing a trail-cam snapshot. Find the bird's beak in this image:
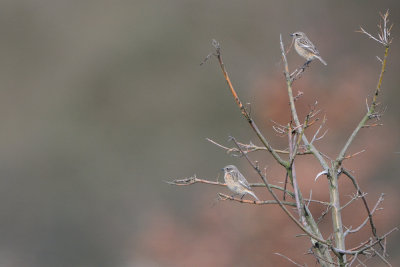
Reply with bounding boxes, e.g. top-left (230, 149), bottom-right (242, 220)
top-left (290, 33), bottom-right (294, 37)
top-left (221, 168), bottom-right (225, 172)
